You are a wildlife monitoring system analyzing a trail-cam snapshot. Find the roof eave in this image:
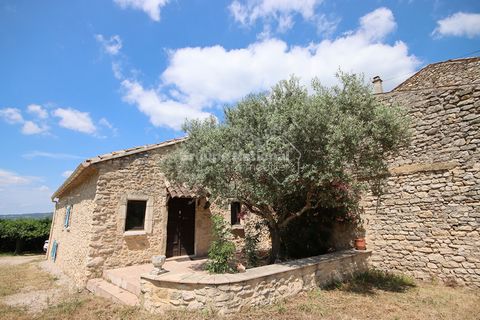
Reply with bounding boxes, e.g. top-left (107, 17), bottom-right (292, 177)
top-left (50, 137), bottom-right (187, 201)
